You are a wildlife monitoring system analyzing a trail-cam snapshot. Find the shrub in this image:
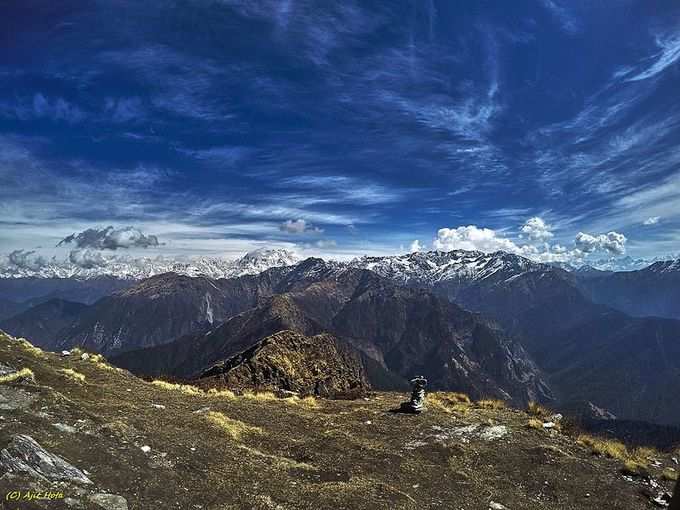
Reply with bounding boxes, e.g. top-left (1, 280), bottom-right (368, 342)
top-left (205, 411), bottom-right (263, 440)
top-left (0, 368), bottom-right (35, 384)
top-left (60, 368), bottom-right (86, 383)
